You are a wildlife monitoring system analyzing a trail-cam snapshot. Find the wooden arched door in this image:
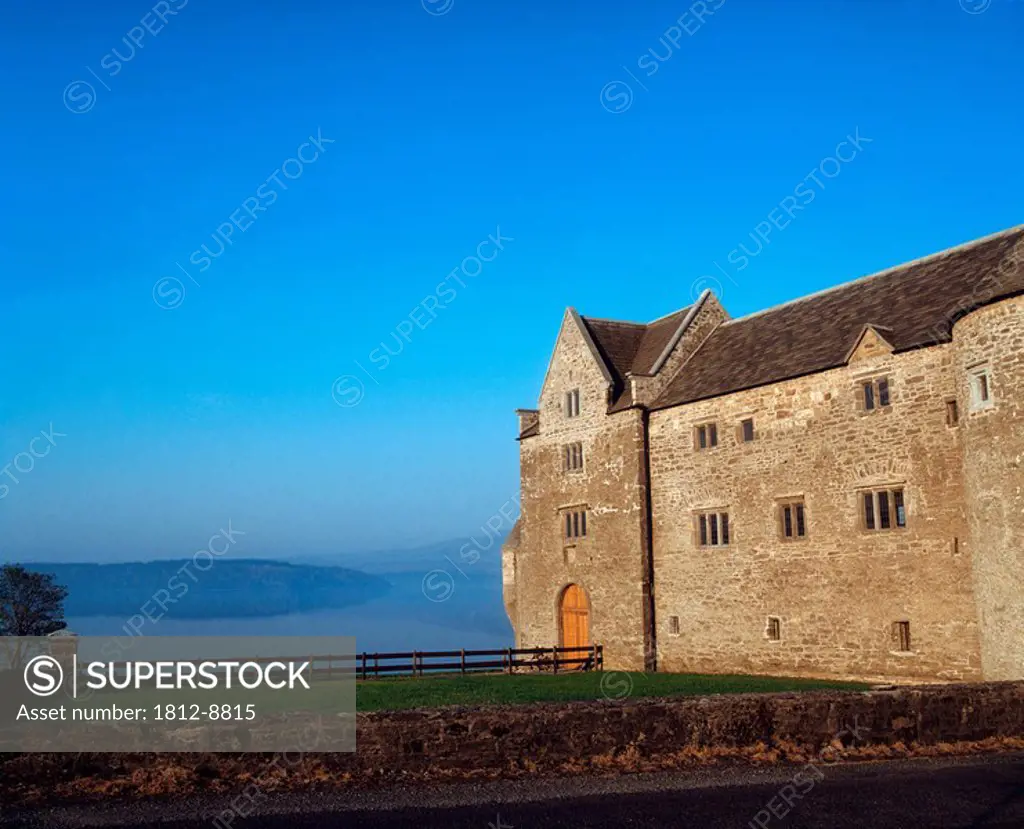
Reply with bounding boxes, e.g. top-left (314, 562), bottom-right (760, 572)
top-left (559, 584), bottom-right (590, 651)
